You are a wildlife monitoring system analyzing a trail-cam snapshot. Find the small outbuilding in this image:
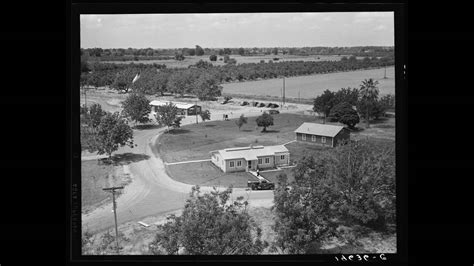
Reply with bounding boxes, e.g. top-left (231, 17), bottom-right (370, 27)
top-left (150, 100), bottom-right (201, 116)
top-left (294, 122), bottom-right (350, 148)
top-left (210, 145), bottom-right (290, 173)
